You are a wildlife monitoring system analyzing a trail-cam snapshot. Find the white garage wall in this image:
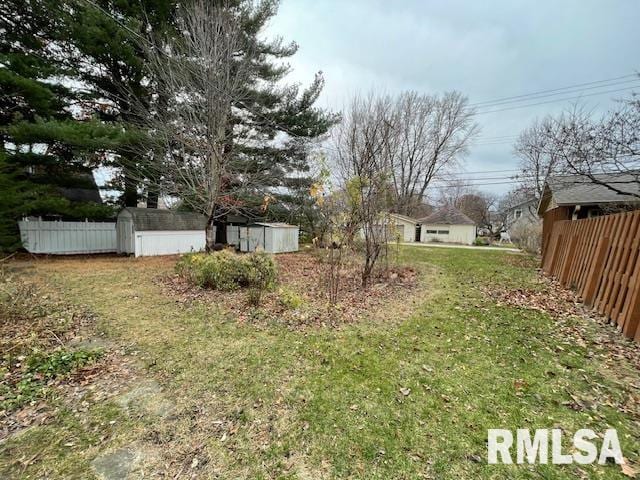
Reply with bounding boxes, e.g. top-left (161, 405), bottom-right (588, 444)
top-left (393, 219), bottom-right (416, 242)
top-left (421, 224), bottom-right (476, 245)
top-left (134, 230), bottom-right (205, 257)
